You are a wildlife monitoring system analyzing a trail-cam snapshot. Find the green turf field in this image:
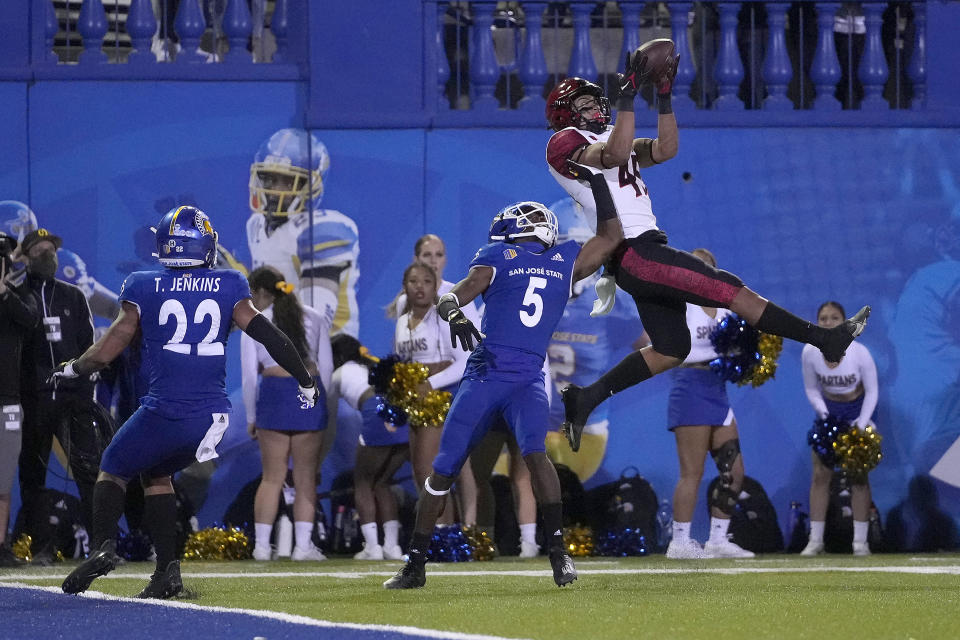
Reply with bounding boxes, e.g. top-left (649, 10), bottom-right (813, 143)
top-left (5, 555), bottom-right (960, 639)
